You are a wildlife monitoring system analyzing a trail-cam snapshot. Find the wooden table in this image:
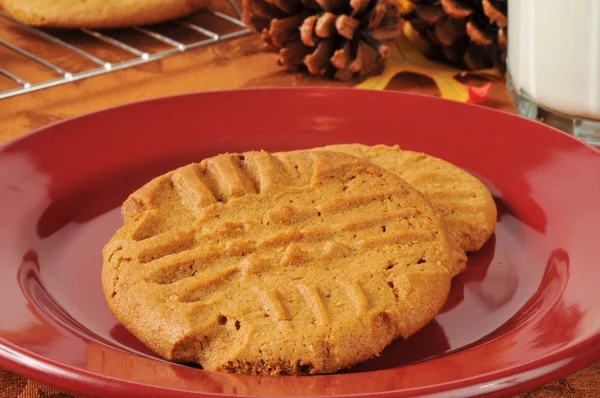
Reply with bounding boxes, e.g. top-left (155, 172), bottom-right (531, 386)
top-left (0, 16), bottom-right (599, 398)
